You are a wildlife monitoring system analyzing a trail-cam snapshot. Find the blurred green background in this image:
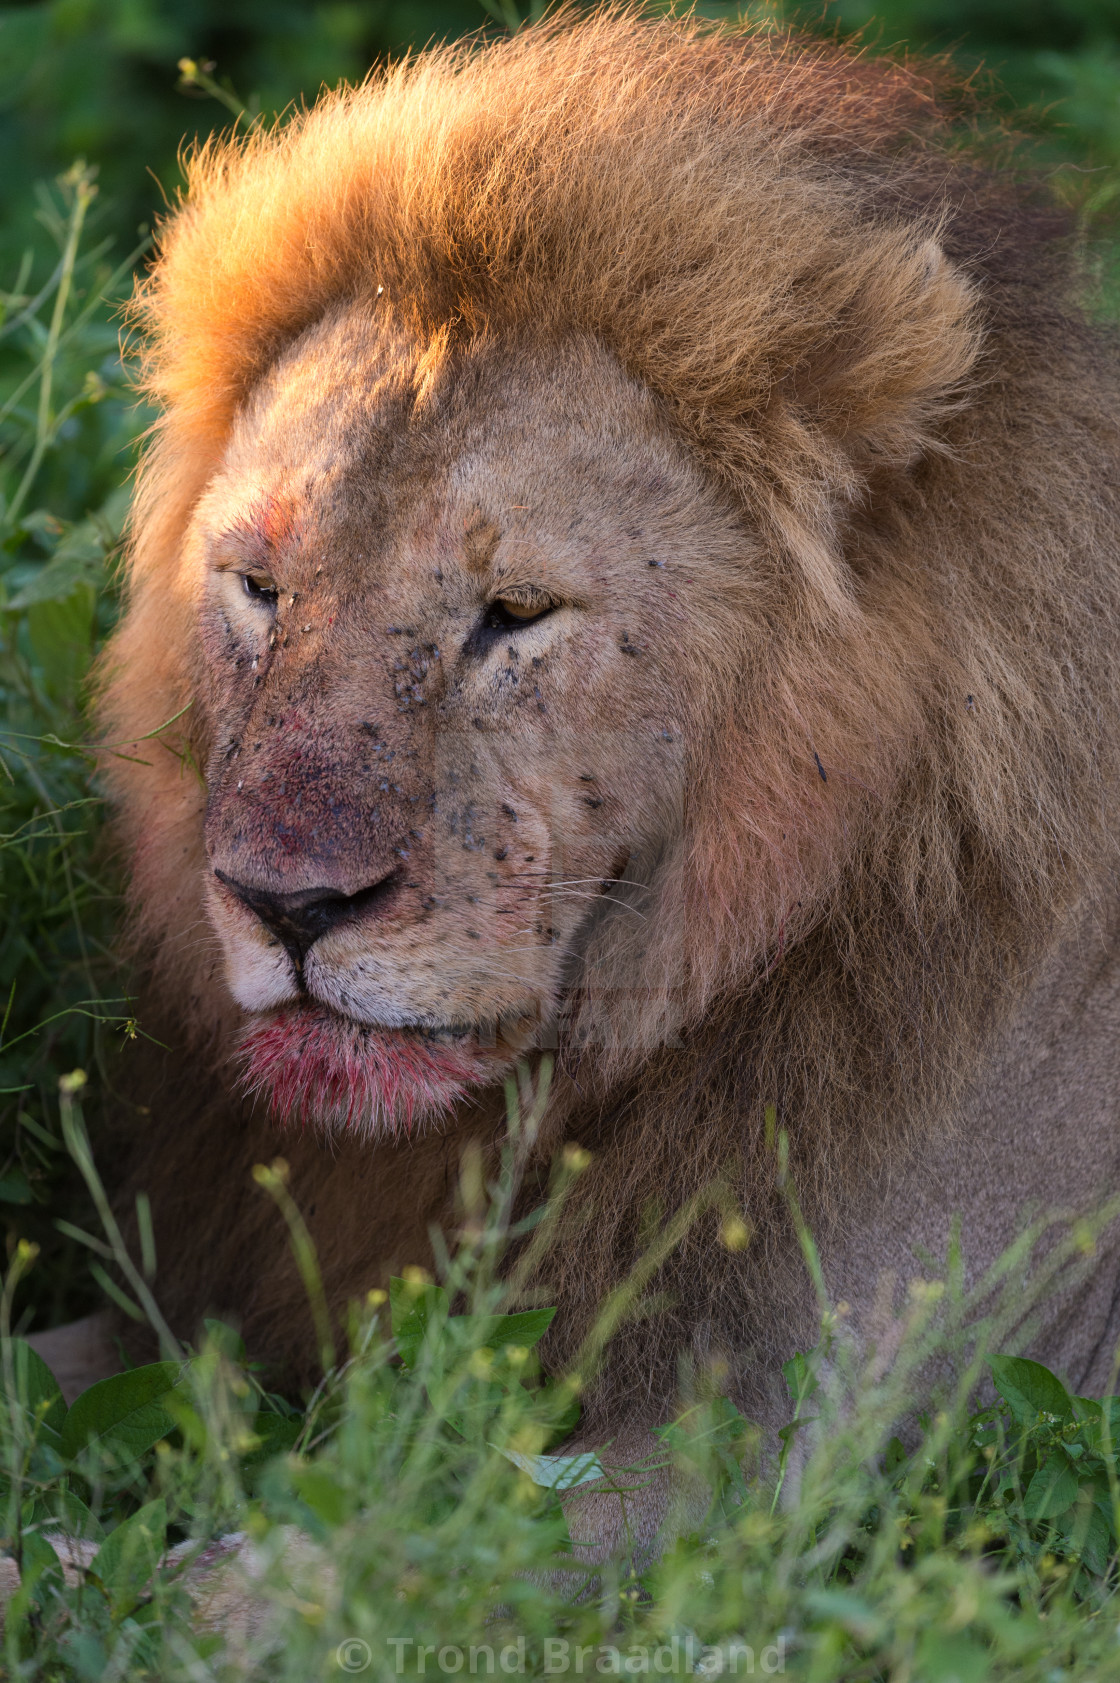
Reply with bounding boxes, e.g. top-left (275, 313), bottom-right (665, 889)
top-left (1, 0), bottom-right (1118, 1330)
